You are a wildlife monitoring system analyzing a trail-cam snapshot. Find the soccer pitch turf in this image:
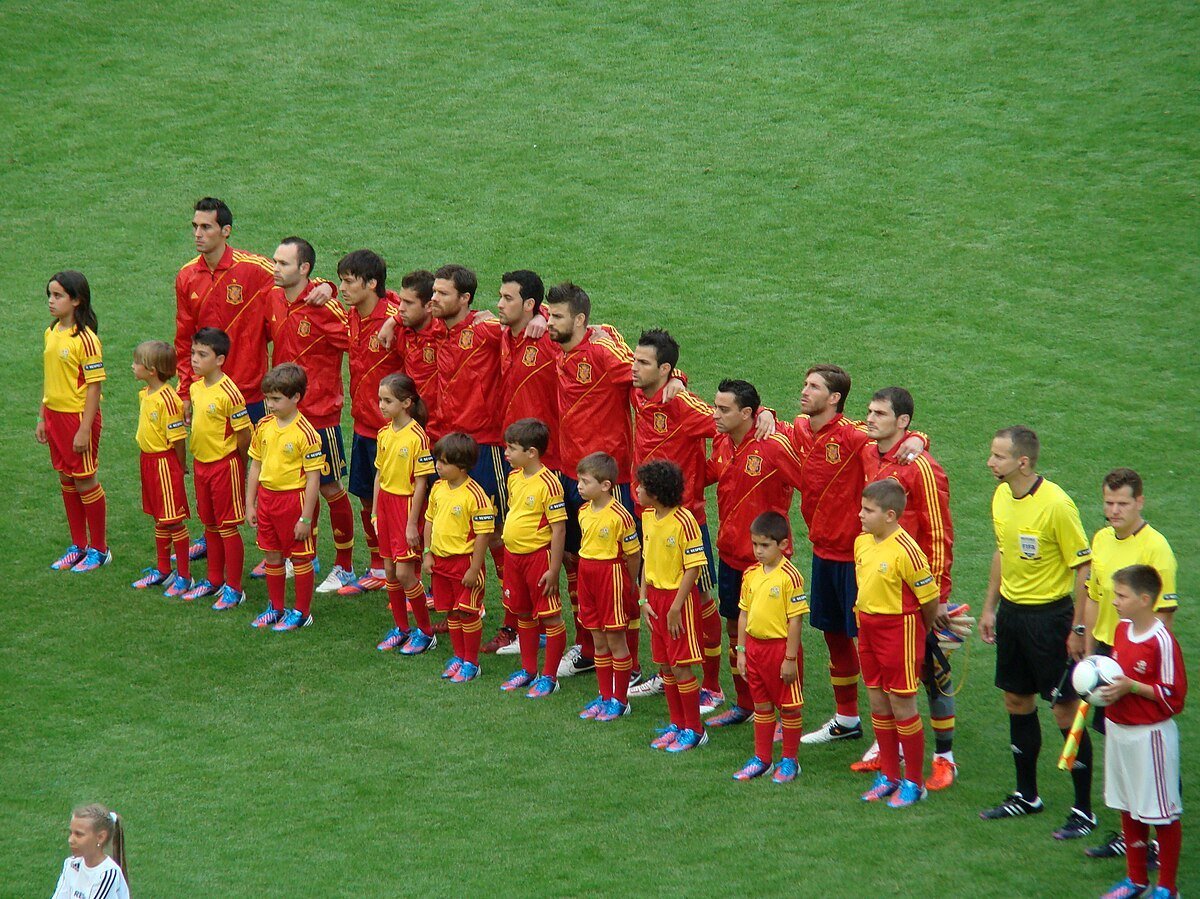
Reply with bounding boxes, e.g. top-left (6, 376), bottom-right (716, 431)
top-left (3, 1), bottom-right (1196, 895)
